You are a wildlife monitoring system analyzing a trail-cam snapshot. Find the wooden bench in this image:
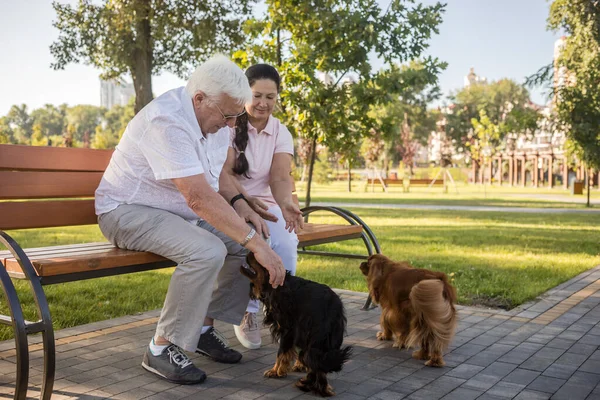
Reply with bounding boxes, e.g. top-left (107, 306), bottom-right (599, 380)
top-left (367, 177), bottom-right (444, 192)
top-left (0, 144), bottom-right (380, 400)
top-left (367, 178), bottom-right (444, 186)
